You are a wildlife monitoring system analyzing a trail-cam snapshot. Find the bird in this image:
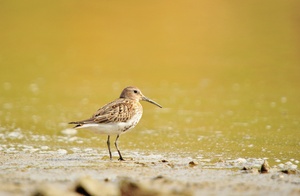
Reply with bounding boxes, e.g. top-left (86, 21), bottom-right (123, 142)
top-left (69, 86), bottom-right (162, 161)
